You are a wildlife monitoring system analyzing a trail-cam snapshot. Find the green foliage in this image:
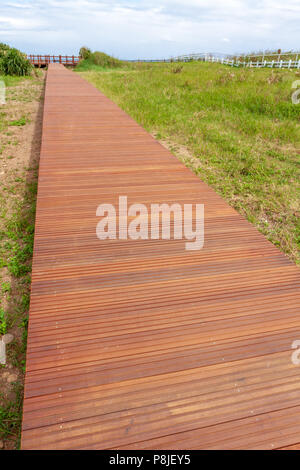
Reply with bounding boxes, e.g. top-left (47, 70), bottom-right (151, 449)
top-left (8, 116), bottom-right (29, 127)
top-left (0, 308), bottom-right (7, 335)
top-left (0, 383), bottom-right (23, 440)
top-left (171, 65), bottom-right (184, 74)
top-left (79, 46), bottom-right (92, 60)
top-left (0, 48), bottom-right (32, 77)
top-left (4, 214), bottom-right (34, 278)
top-left (76, 51), bottom-right (123, 71)
top-left (81, 61), bottom-right (300, 262)
top-left (92, 51), bottom-right (122, 68)
top-left (1, 282), bottom-right (11, 294)
top-left (0, 43), bottom-right (10, 59)
top-left (0, 71), bottom-right (41, 450)
top-left (0, 74), bottom-right (29, 87)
